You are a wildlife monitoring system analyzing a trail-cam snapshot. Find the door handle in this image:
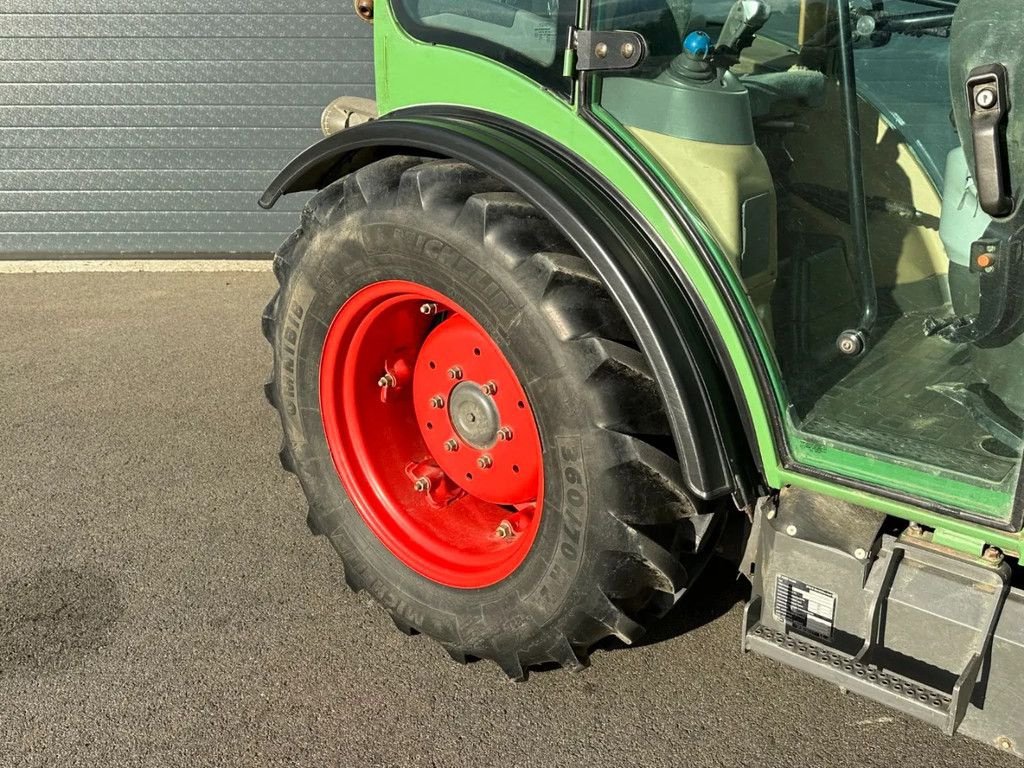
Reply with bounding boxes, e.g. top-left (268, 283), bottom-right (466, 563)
top-left (966, 63), bottom-right (1014, 218)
